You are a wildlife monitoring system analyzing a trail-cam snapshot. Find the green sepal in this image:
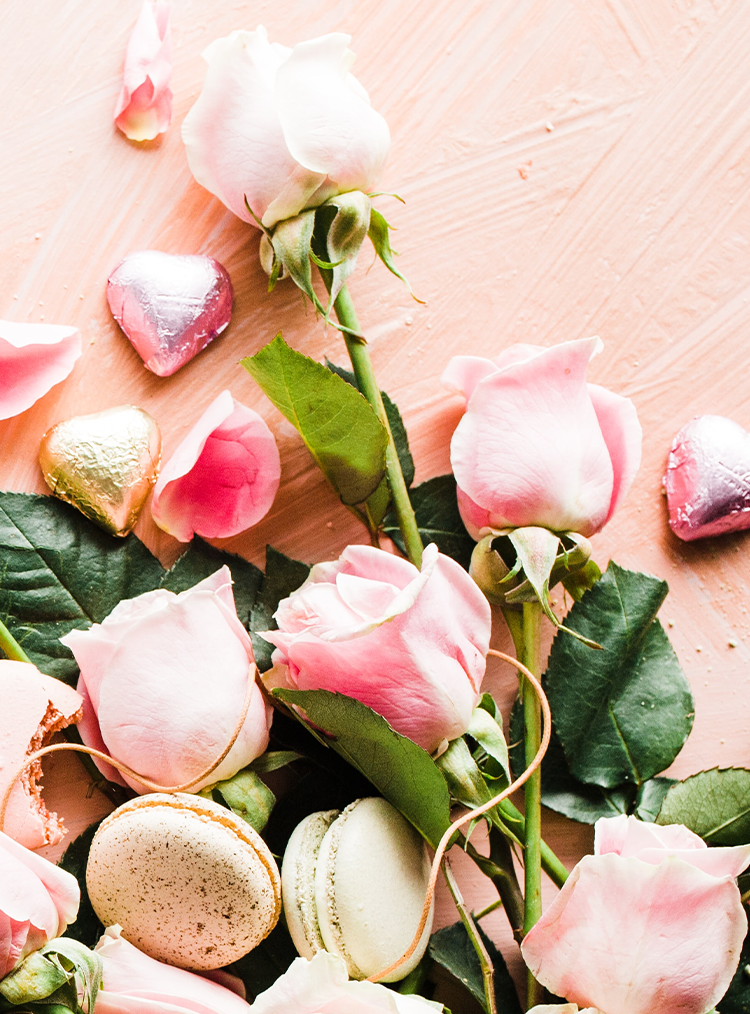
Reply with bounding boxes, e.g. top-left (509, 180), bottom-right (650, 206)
top-left (467, 695), bottom-right (511, 785)
top-left (368, 207), bottom-right (423, 301)
top-left (269, 211), bottom-right (324, 314)
top-left (318, 192), bottom-right (372, 308)
top-left (203, 767), bottom-right (275, 833)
